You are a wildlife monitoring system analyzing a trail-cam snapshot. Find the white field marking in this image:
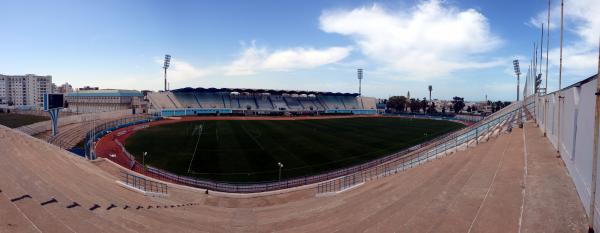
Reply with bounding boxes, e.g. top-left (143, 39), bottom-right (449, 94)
top-left (467, 132), bottom-right (512, 233)
top-left (187, 125), bottom-right (203, 174)
top-left (518, 124), bottom-right (529, 233)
